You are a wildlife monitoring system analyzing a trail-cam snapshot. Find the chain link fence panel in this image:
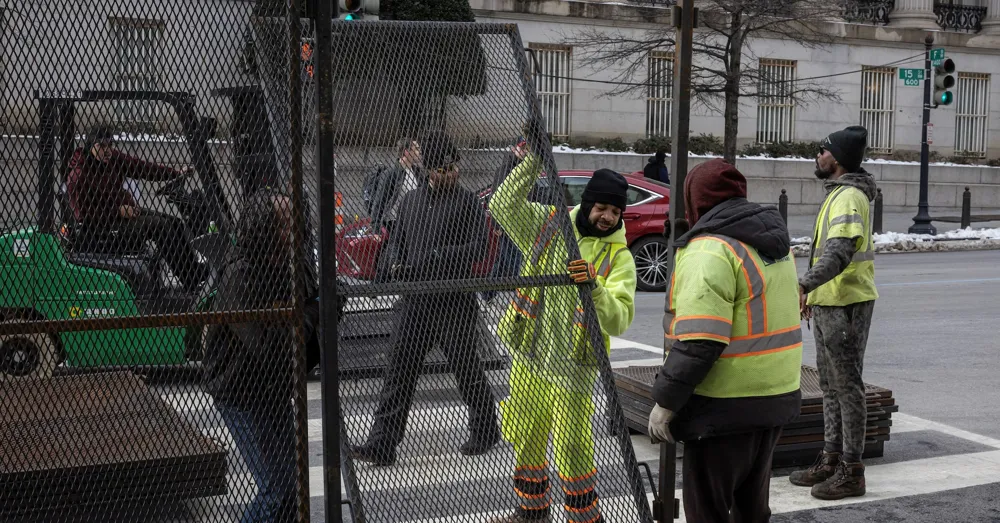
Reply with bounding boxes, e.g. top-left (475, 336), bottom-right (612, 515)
top-left (314, 21), bottom-right (654, 523)
top-left (1, 1), bottom-right (315, 521)
top-left (1, 4), bottom-right (653, 522)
